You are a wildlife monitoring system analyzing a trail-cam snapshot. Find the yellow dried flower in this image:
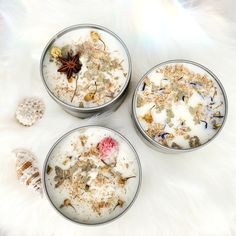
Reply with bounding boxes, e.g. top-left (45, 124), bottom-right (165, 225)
top-left (50, 47), bottom-right (62, 58)
top-left (84, 92), bottom-right (95, 102)
top-left (143, 112), bottom-right (153, 123)
top-left (90, 31), bottom-right (101, 41)
top-left (213, 123), bottom-right (221, 129)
